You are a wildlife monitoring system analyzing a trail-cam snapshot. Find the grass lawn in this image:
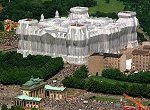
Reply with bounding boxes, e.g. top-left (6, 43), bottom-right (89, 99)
top-left (88, 76), bottom-right (138, 85)
top-left (90, 96), bottom-right (119, 102)
top-left (89, 0), bottom-right (125, 14)
top-left (88, 76), bottom-right (150, 106)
